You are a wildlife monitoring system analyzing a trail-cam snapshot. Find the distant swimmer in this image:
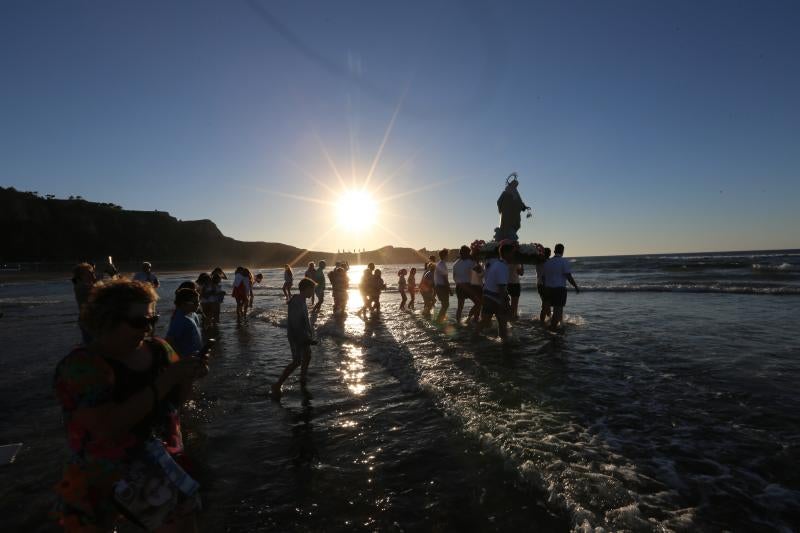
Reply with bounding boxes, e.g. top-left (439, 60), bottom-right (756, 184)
top-left (271, 278), bottom-right (317, 399)
top-left (541, 243), bottom-right (579, 331)
top-left (132, 261), bottom-right (160, 288)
